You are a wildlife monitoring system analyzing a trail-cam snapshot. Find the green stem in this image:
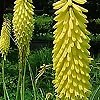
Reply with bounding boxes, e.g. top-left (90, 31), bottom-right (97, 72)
top-left (20, 79), bottom-right (23, 100)
top-left (2, 58), bottom-right (6, 100)
top-left (20, 58), bottom-right (26, 100)
top-left (16, 53), bottom-right (26, 100)
top-left (22, 60), bottom-right (26, 100)
top-left (16, 68), bottom-right (21, 100)
top-left (2, 55), bottom-right (10, 100)
top-left (27, 60), bottom-right (37, 100)
top-left (20, 62), bottom-right (23, 100)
